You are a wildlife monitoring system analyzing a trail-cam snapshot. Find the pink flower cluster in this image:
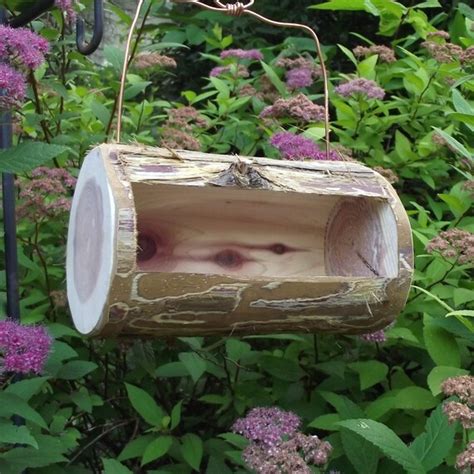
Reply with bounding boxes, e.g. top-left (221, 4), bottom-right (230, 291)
top-left (426, 229), bottom-right (474, 264)
top-left (17, 166), bottom-right (76, 220)
top-left (353, 45), bottom-right (396, 63)
top-left (441, 376), bottom-right (474, 470)
top-left (233, 407), bottom-right (332, 473)
top-left (270, 132), bottom-right (341, 161)
top-left (210, 64), bottom-right (249, 78)
top-left (233, 407), bottom-right (301, 447)
top-left (0, 26), bottom-right (49, 69)
top-left (55, 0), bottom-right (76, 22)
top-left (335, 78), bottom-right (385, 100)
top-left (276, 56), bottom-right (322, 90)
top-left (443, 401), bottom-right (473, 428)
top-left (441, 375), bottom-right (474, 405)
top-left (0, 319), bottom-right (52, 374)
top-left (220, 49), bottom-right (263, 61)
top-left (286, 67), bottom-right (313, 89)
top-left (0, 63), bottom-right (26, 110)
top-left (261, 94), bottom-right (326, 124)
top-left (160, 106), bottom-right (206, 151)
top-left (0, 25), bottom-right (49, 111)
top-left (134, 52), bottom-right (177, 70)
top-left (456, 442), bottom-right (474, 472)
top-left (359, 329), bottom-right (387, 343)
top-left (210, 48), bottom-right (262, 78)
top-left (360, 322), bottom-right (395, 343)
